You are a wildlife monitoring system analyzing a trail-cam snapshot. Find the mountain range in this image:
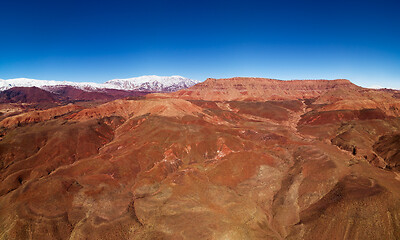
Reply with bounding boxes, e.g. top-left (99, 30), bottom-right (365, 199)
top-left (1, 77), bottom-right (400, 239)
top-left (0, 75), bottom-right (199, 103)
top-left (0, 75), bottom-right (199, 92)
